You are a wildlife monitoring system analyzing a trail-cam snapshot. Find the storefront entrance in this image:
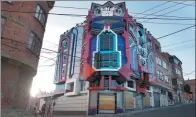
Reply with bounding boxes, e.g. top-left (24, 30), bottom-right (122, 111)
top-left (135, 93), bottom-right (143, 109)
top-left (97, 93), bottom-right (116, 114)
top-left (154, 92), bottom-right (160, 107)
